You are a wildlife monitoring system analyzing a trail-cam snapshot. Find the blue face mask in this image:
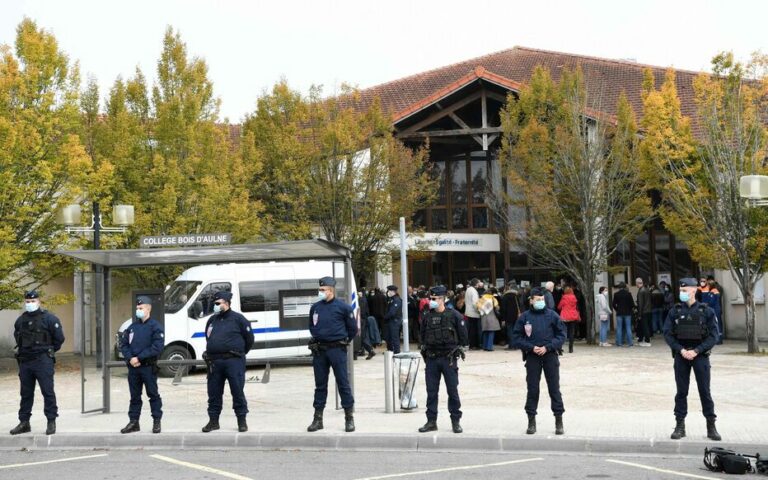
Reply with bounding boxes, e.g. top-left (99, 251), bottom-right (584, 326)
top-left (25, 302), bottom-right (39, 313)
top-left (318, 291), bottom-right (327, 301)
top-left (135, 309), bottom-right (145, 319)
top-left (213, 304), bottom-right (222, 314)
top-left (679, 291), bottom-right (690, 303)
top-left (429, 300), bottom-right (439, 309)
top-left (533, 300), bottom-right (546, 311)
